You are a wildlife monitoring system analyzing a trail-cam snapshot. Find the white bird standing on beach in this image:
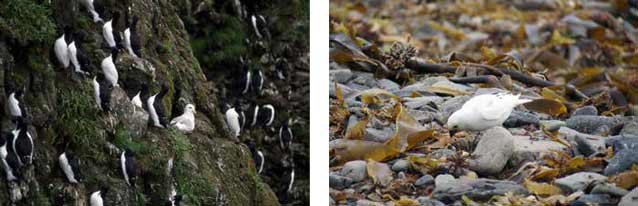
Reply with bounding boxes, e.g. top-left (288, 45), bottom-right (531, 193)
top-left (446, 93), bottom-right (532, 132)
